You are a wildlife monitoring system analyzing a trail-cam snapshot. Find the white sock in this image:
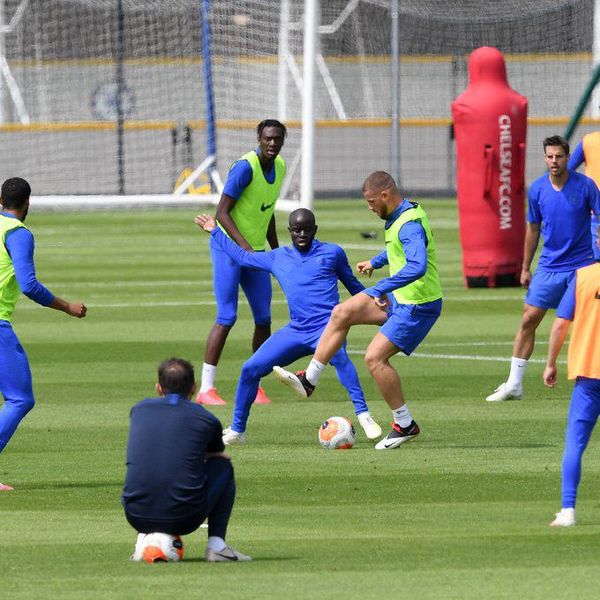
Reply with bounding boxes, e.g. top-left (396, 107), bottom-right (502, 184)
top-left (305, 359), bottom-right (326, 385)
top-left (506, 357), bottom-right (528, 389)
top-left (207, 536), bottom-right (227, 552)
top-left (392, 405), bottom-right (413, 428)
top-left (200, 363), bottom-right (217, 393)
